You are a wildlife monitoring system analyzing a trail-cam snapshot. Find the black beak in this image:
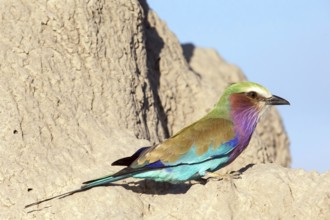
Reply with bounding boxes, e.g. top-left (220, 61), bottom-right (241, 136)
top-left (266, 95), bottom-right (290, 105)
